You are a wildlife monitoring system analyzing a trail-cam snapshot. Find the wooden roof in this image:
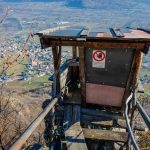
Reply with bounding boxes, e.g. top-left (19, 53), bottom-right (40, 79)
top-left (36, 26), bottom-right (150, 54)
top-left (37, 26), bottom-right (150, 39)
